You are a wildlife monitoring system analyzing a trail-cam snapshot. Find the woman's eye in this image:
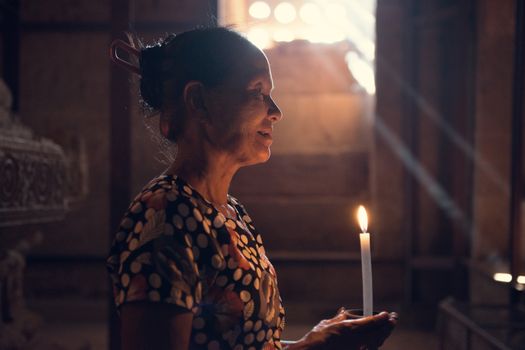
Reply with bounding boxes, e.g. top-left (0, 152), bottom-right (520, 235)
top-left (250, 89), bottom-right (265, 100)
